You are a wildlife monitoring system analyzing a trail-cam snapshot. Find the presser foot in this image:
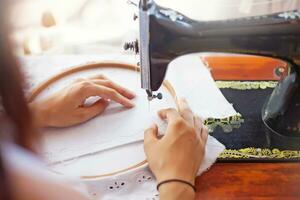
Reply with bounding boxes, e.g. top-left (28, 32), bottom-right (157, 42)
top-left (146, 90), bottom-right (163, 101)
